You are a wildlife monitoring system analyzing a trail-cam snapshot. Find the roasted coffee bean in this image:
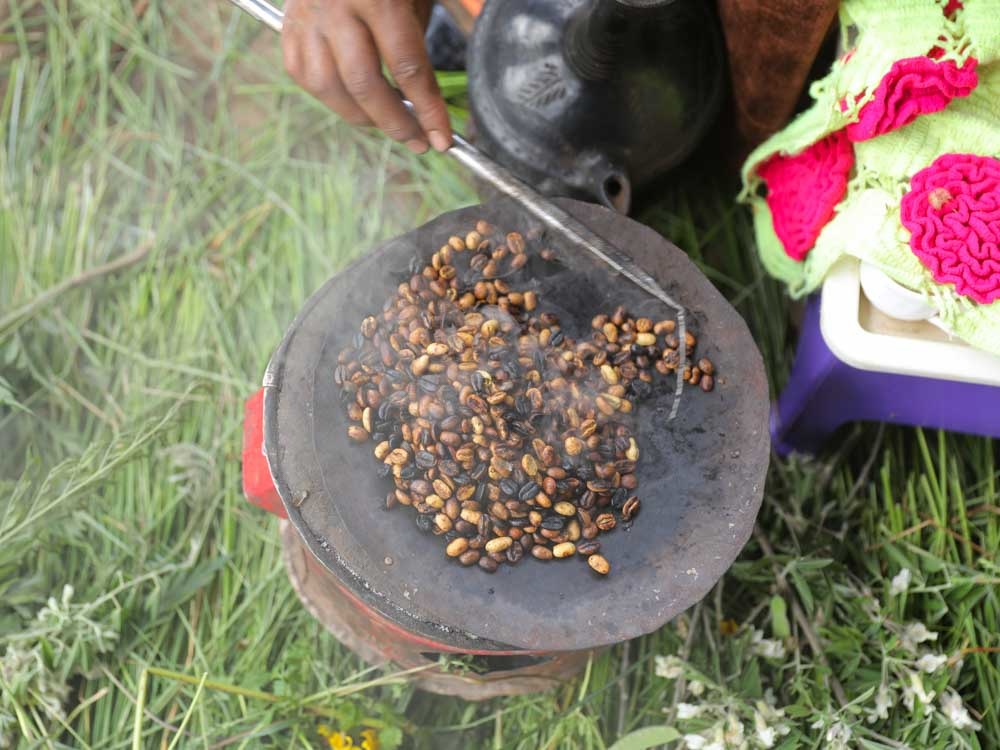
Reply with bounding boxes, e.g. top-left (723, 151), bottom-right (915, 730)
top-left (577, 540), bottom-right (601, 556)
top-left (610, 488), bottom-right (628, 509)
top-left (506, 543), bottom-right (524, 563)
top-left (459, 550), bottom-right (481, 566)
top-left (540, 515), bottom-right (566, 531)
top-left (415, 514), bottom-right (434, 533)
top-left (348, 426), bottom-right (370, 442)
top-left (532, 545), bottom-right (554, 560)
top-left (588, 554), bottom-right (610, 574)
top-left (339, 224), bottom-right (719, 576)
top-left (518, 481), bottom-right (540, 501)
top-left (479, 556), bottom-right (498, 573)
top-left (413, 450), bottom-right (436, 468)
top-left (621, 496), bottom-right (640, 521)
top-left (446, 537), bottom-right (469, 557)
top-left (485, 536), bottom-right (513, 554)
top-left (553, 542), bottom-right (576, 558)
top-left (595, 513), bottom-right (616, 531)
